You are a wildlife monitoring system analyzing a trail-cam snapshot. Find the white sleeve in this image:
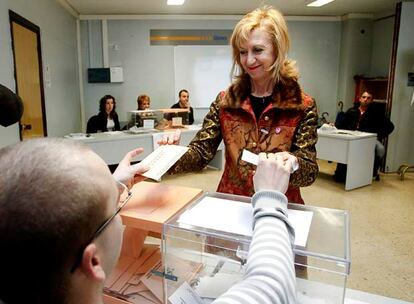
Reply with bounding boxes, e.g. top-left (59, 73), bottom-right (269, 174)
top-left (212, 190), bottom-right (297, 304)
